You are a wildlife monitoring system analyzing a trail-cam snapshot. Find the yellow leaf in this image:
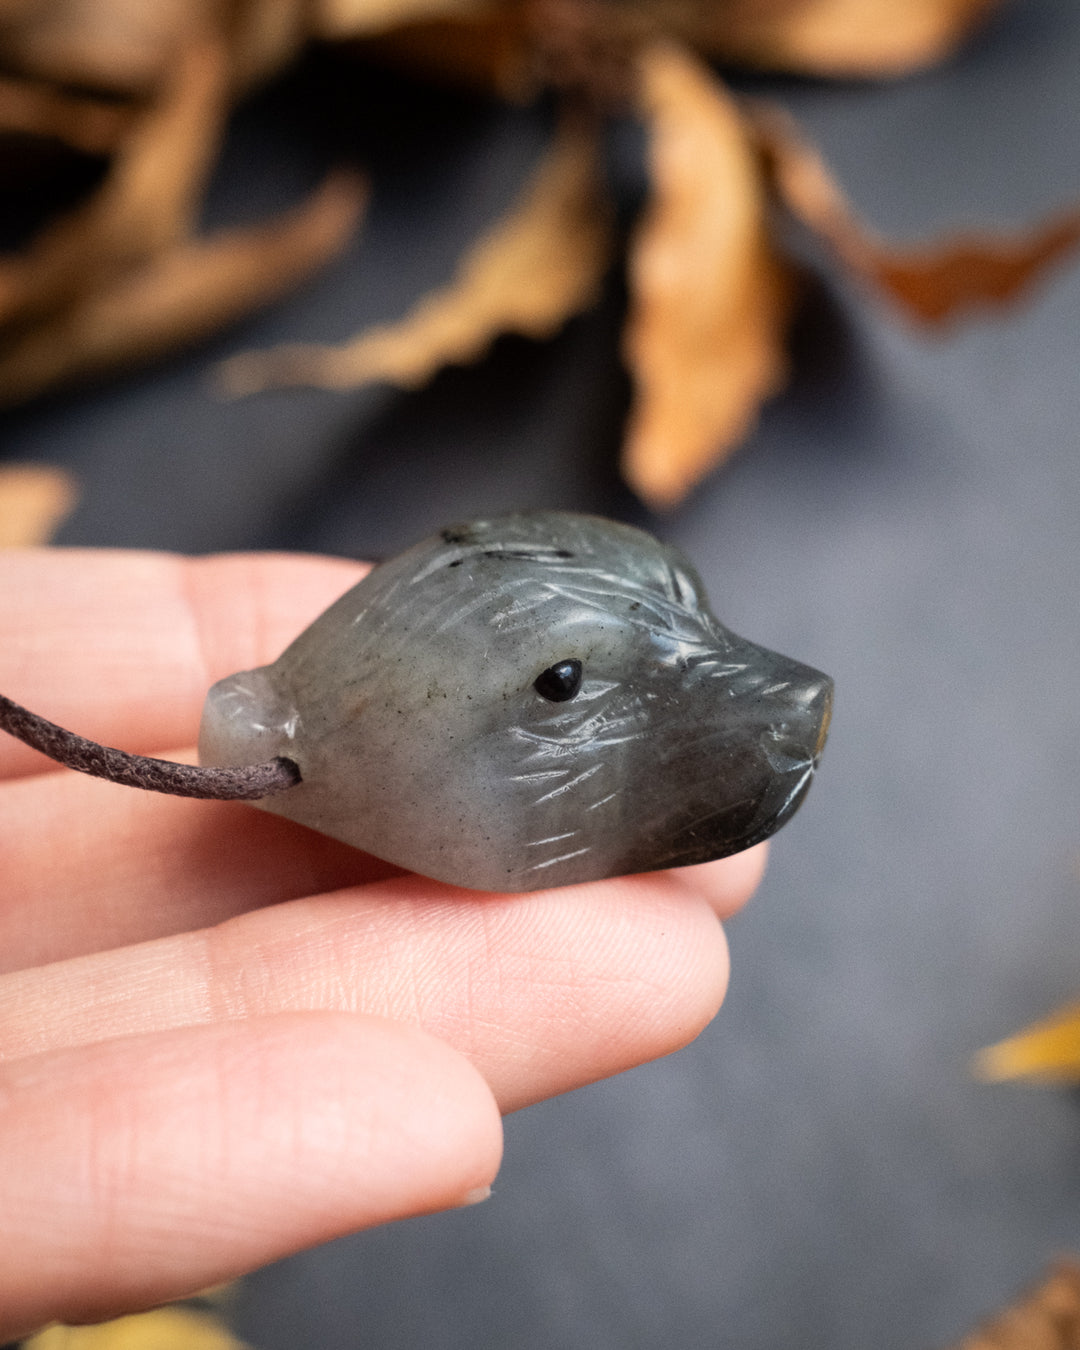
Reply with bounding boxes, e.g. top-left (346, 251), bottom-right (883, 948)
top-left (621, 43), bottom-right (792, 510)
top-left (974, 1000), bottom-right (1080, 1085)
top-left (0, 465), bottom-right (78, 546)
top-left (24, 1305), bottom-right (251, 1350)
top-left (750, 101), bottom-right (1080, 327)
top-left (217, 116), bottom-right (612, 397)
